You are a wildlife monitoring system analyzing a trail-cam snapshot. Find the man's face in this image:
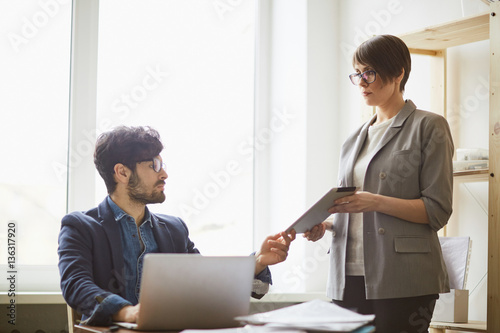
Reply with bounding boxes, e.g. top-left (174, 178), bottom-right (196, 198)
top-left (127, 156), bottom-right (168, 205)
